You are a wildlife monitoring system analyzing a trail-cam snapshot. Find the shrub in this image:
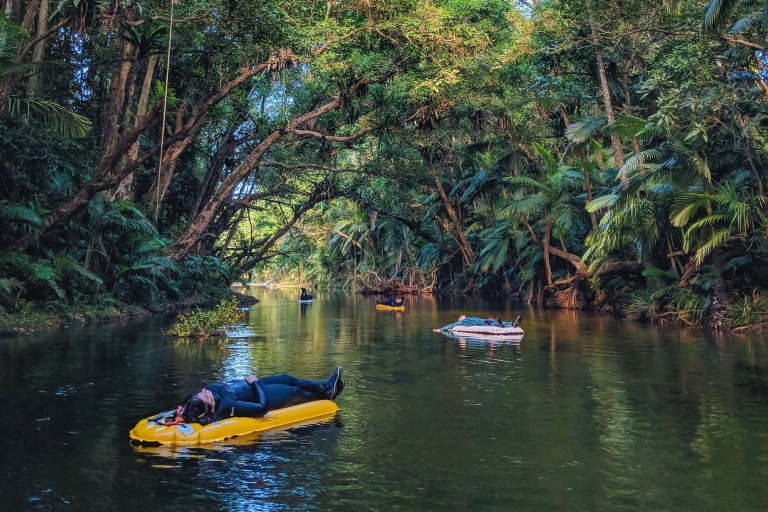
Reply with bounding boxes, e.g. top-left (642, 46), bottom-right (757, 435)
top-left (723, 290), bottom-right (768, 329)
top-left (167, 297), bottom-right (245, 338)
